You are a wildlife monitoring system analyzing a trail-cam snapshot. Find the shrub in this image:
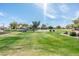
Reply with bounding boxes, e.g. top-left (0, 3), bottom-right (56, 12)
top-left (64, 31), bottom-right (68, 34)
top-left (49, 29), bottom-right (52, 32)
top-left (70, 32), bottom-right (76, 36)
top-left (53, 29), bottom-right (55, 32)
